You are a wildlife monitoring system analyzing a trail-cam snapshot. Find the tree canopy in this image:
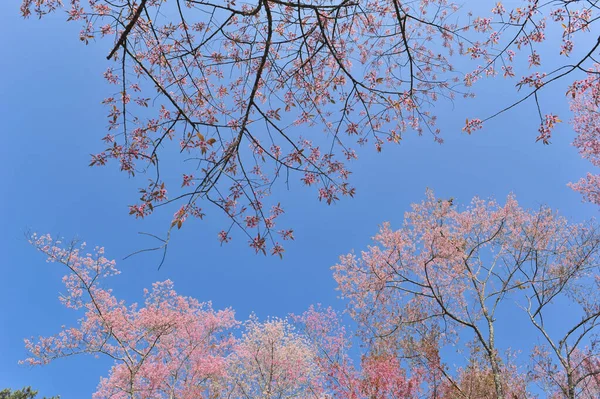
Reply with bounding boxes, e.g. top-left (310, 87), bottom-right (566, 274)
top-left (12, 1), bottom-right (600, 398)
top-left (25, 192), bottom-right (600, 397)
top-left (0, 387), bottom-right (59, 399)
top-left (19, 0), bottom-right (600, 257)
